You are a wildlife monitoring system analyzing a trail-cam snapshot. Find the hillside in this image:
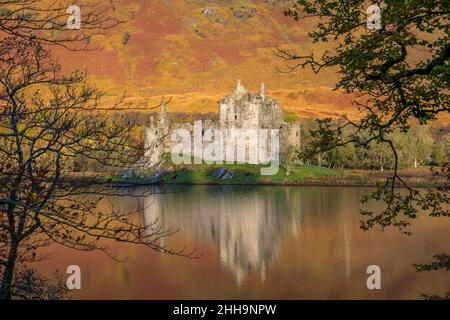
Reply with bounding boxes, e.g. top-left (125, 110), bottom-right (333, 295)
top-left (54, 0), bottom-right (449, 123)
top-left (53, 0), bottom-right (356, 119)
